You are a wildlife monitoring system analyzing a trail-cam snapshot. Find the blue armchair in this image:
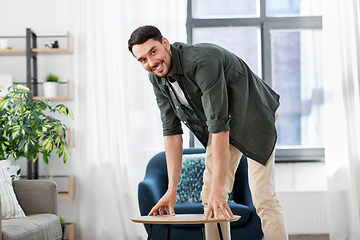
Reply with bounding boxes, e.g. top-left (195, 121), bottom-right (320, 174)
top-left (138, 148), bottom-right (263, 240)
